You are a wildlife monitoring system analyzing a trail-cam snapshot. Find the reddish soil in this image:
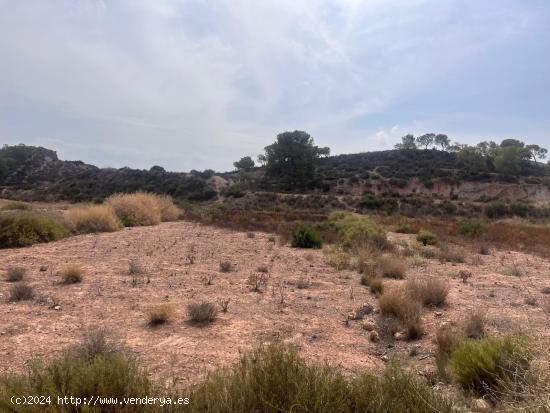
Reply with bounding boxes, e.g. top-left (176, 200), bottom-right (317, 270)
top-left (0, 221), bottom-right (549, 386)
